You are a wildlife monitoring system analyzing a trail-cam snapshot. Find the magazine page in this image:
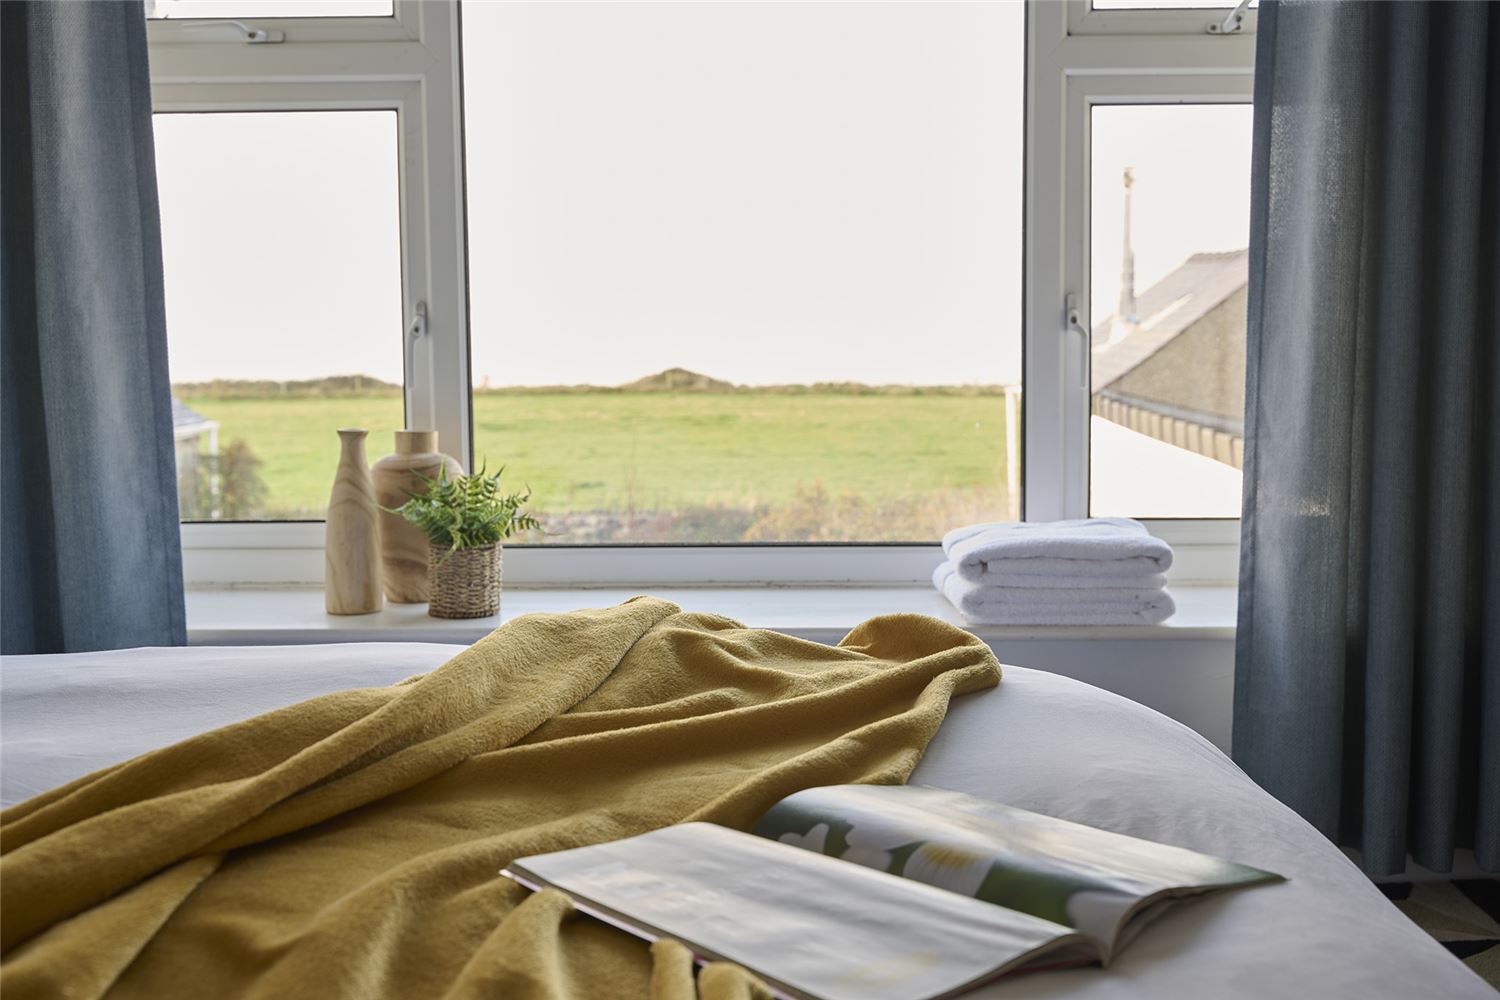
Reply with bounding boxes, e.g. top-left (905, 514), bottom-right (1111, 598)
top-left (752, 785), bottom-right (1282, 960)
top-left (505, 822), bottom-right (1094, 1000)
